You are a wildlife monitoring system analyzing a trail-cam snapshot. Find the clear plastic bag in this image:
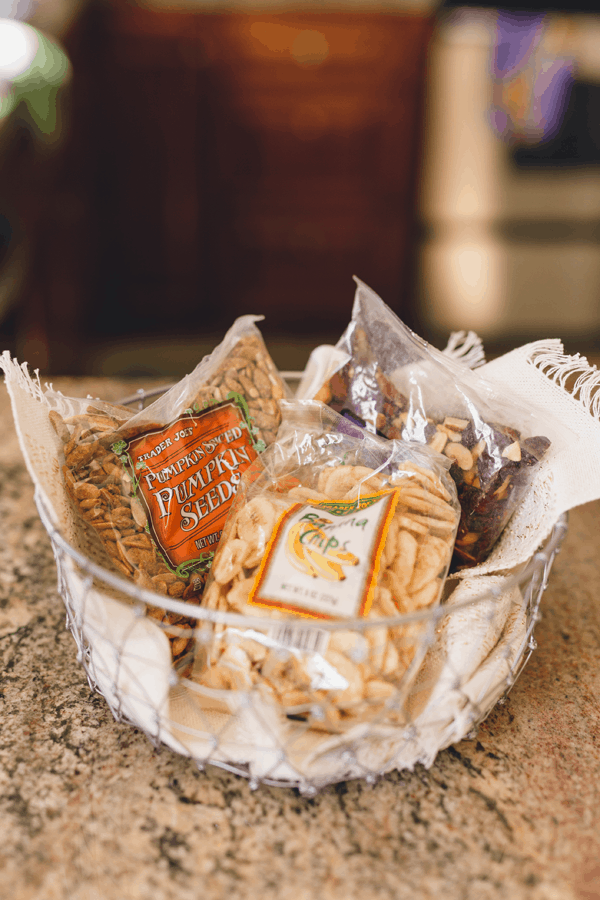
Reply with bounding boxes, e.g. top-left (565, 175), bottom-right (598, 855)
top-left (49, 316), bottom-right (288, 671)
top-left (310, 279), bottom-right (564, 568)
top-left (120, 315), bottom-right (288, 451)
top-left (193, 401), bottom-right (460, 732)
